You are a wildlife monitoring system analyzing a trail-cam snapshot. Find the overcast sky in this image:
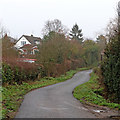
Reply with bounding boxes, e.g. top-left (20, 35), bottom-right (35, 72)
top-left (0, 0), bottom-right (119, 39)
